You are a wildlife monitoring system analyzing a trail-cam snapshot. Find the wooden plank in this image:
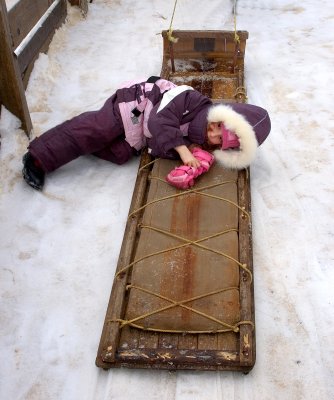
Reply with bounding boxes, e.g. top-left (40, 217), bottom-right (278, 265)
top-left (162, 30), bottom-right (248, 72)
top-left (15, 0), bottom-right (67, 77)
top-left (119, 326), bottom-right (139, 351)
top-left (0, 0), bottom-right (32, 134)
top-left (138, 331), bottom-right (159, 349)
top-left (162, 30), bottom-right (248, 54)
top-left (8, 0), bottom-right (52, 49)
top-left (116, 348), bottom-right (240, 371)
top-left (238, 169), bottom-right (255, 367)
top-left (177, 333), bottom-right (197, 350)
top-left (124, 162), bottom-right (240, 332)
top-left (217, 331), bottom-right (239, 351)
top-left (197, 334), bottom-right (218, 351)
top-left (158, 334), bottom-right (179, 350)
